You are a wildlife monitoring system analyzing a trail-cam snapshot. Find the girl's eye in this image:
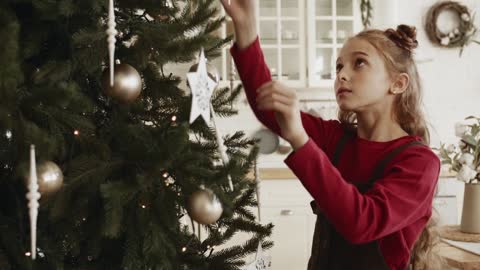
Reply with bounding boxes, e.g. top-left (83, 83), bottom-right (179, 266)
top-left (336, 64), bottom-right (343, 73)
top-left (355, 58), bottom-right (366, 67)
